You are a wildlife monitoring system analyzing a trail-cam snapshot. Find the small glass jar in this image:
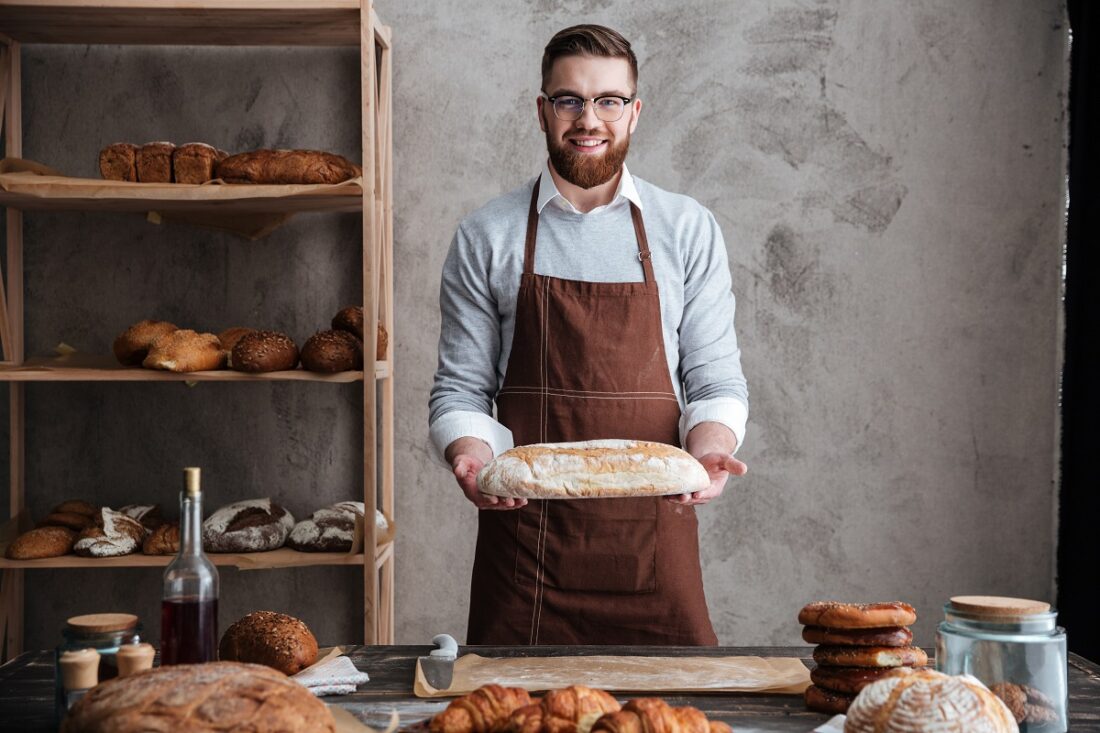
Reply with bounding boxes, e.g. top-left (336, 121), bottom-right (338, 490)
top-left (936, 596), bottom-right (1066, 732)
top-left (54, 613), bottom-right (143, 719)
